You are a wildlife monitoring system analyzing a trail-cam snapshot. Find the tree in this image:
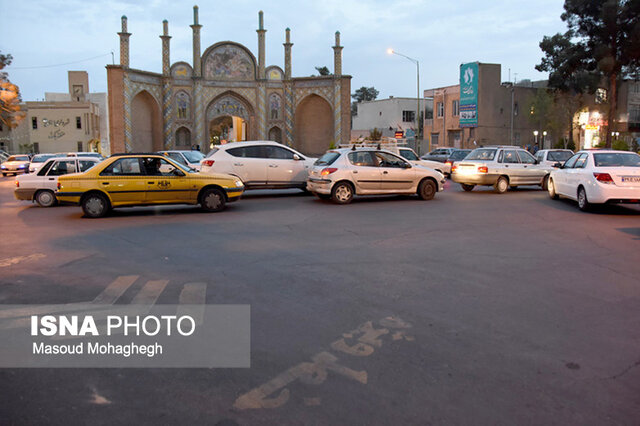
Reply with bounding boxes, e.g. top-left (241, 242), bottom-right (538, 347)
top-left (536, 1), bottom-right (640, 148)
top-left (351, 86), bottom-right (379, 103)
top-left (315, 66), bottom-right (331, 76)
top-left (0, 51), bottom-right (24, 130)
